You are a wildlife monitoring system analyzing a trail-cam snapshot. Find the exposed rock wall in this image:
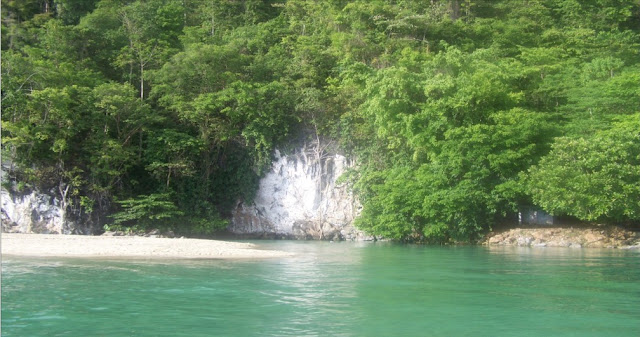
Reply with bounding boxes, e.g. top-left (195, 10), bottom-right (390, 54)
top-left (1, 186), bottom-right (105, 234)
top-left (1, 163), bottom-right (98, 234)
top-left (229, 145), bottom-right (368, 240)
top-left (1, 188), bottom-right (70, 234)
